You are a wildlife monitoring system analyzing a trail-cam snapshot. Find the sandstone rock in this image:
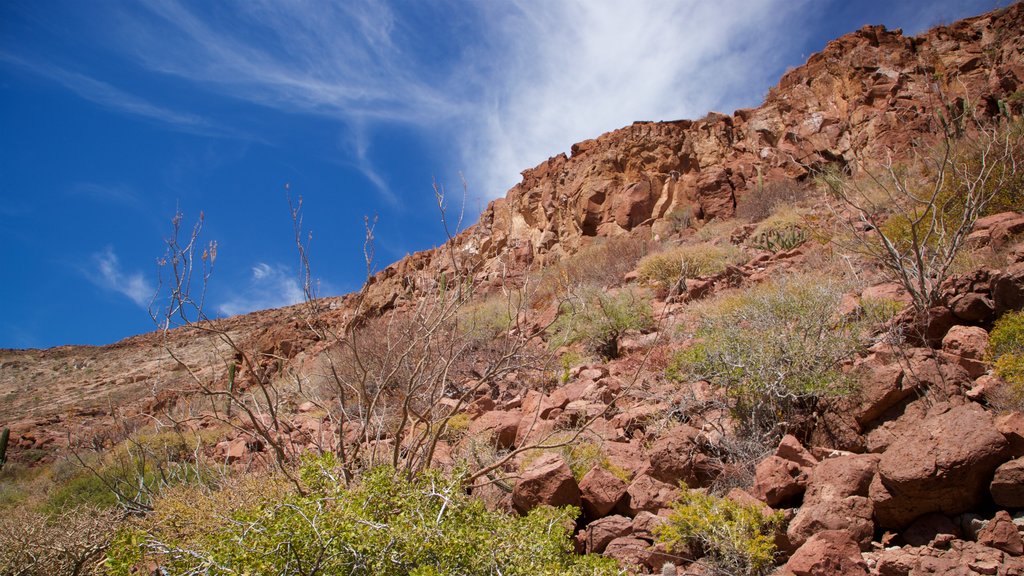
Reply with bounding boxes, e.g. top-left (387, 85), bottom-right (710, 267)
top-left (787, 454), bottom-right (878, 551)
top-left (648, 424), bottom-right (717, 488)
top-left (861, 283), bottom-right (913, 307)
top-left (603, 537), bottom-right (675, 573)
top-left (466, 410), bottom-right (521, 450)
top-left (784, 530), bottom-right (868, 576)
top-left (512, 453), bottom-right (581, 514)
top-left (618, 474), bottom-right (681, 516)
top-left (872, 403), bottom-right (1010, 529)
top-left (630, 510), bottom-right (669, 540)
top-left (579, 466), bottom-right (629, 518)
top-left (997, 412), bottom-right (1024, 458)
top-left (950, 293), bottom-right (995, 323)
top-left (991, 457), bottom-right (1024, 509)
top-left (776, 434), bottom-right (818, 469)
top-left (941, 325), bottom-right (990, 378)
top-left (581, 515), bottom-right (633, 554)
top-left (993, 262), bottom-right (1024, 314)
top-left (977, 511), bottom-right (1024, 556)
top-left (754, 455), bottom-right (808, 507)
